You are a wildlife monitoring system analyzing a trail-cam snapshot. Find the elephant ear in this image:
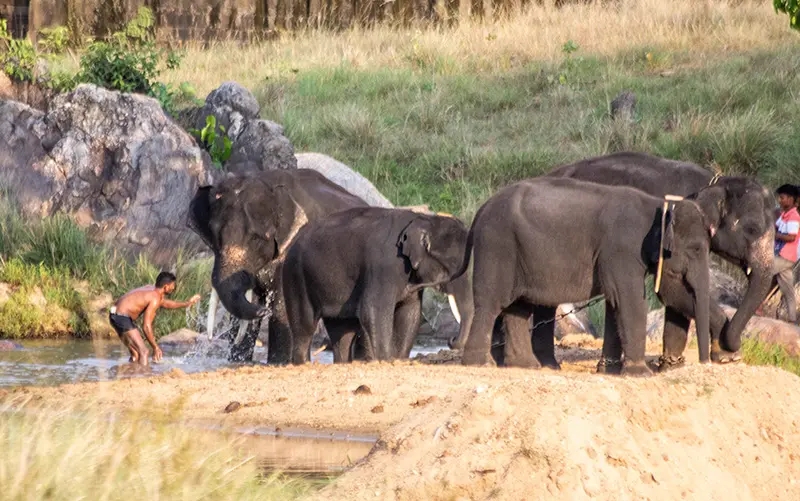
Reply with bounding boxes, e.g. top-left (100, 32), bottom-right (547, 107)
top-left (188, 186), bottom-right (214, 247)
top-left (643, 205), bottom-right (675, 266)
top-left (399, 220), bottom-right (431, 271)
